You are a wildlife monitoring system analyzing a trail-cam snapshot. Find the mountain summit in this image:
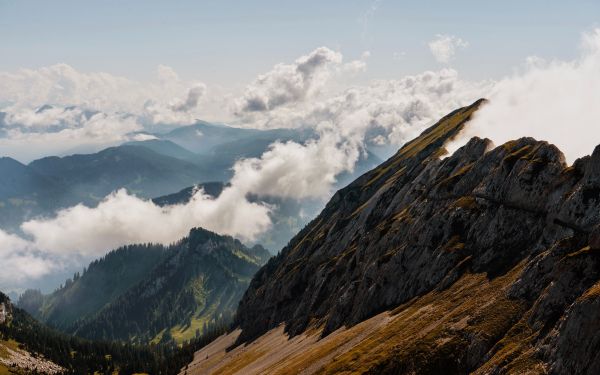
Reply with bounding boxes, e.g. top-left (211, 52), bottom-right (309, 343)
top-left (184, 99), bottom-right (600, 374)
